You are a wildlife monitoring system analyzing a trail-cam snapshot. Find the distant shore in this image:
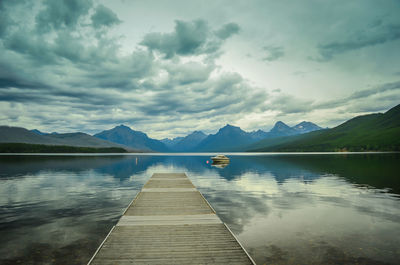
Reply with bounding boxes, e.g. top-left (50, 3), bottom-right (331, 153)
top-left (0, 143), bottom-right (398, 154)
top-left (0, 143), bottom-right (128, 153)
